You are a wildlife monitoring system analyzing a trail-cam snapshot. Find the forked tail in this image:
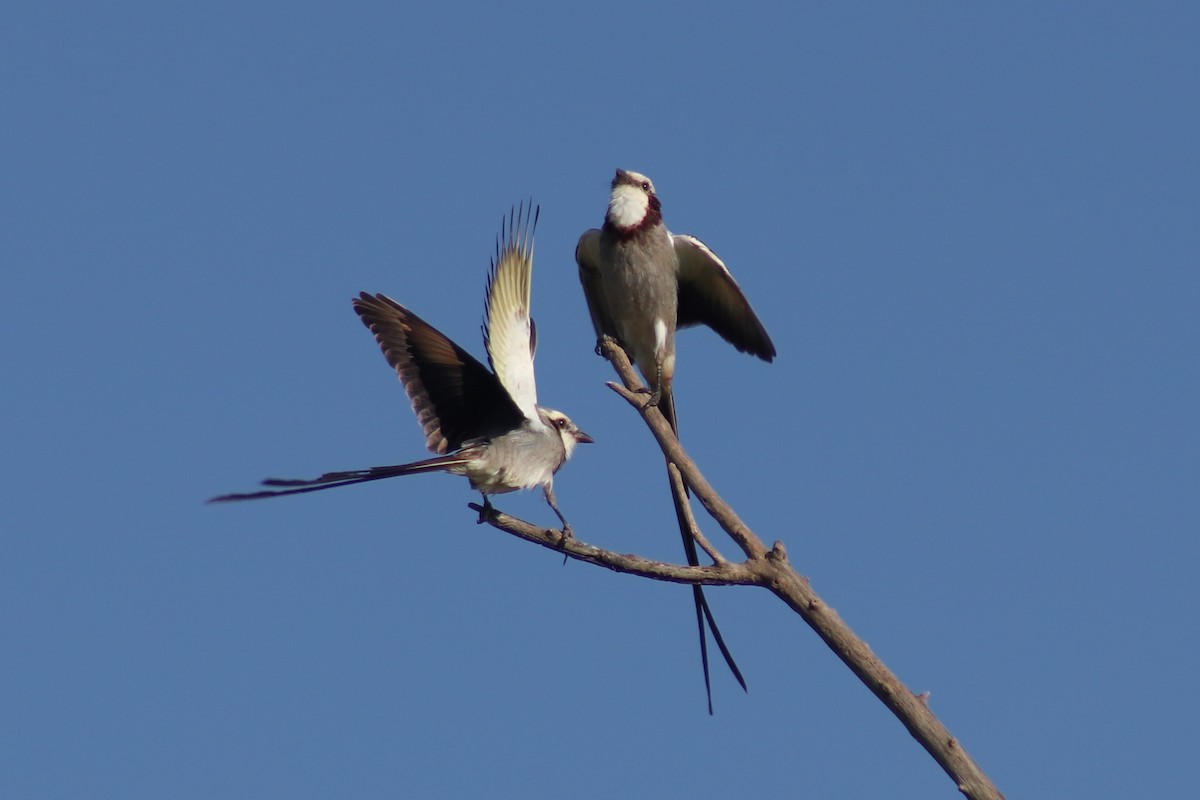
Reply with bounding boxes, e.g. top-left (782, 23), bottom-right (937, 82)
top-left (208, 453), bottom-right (469, 502)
